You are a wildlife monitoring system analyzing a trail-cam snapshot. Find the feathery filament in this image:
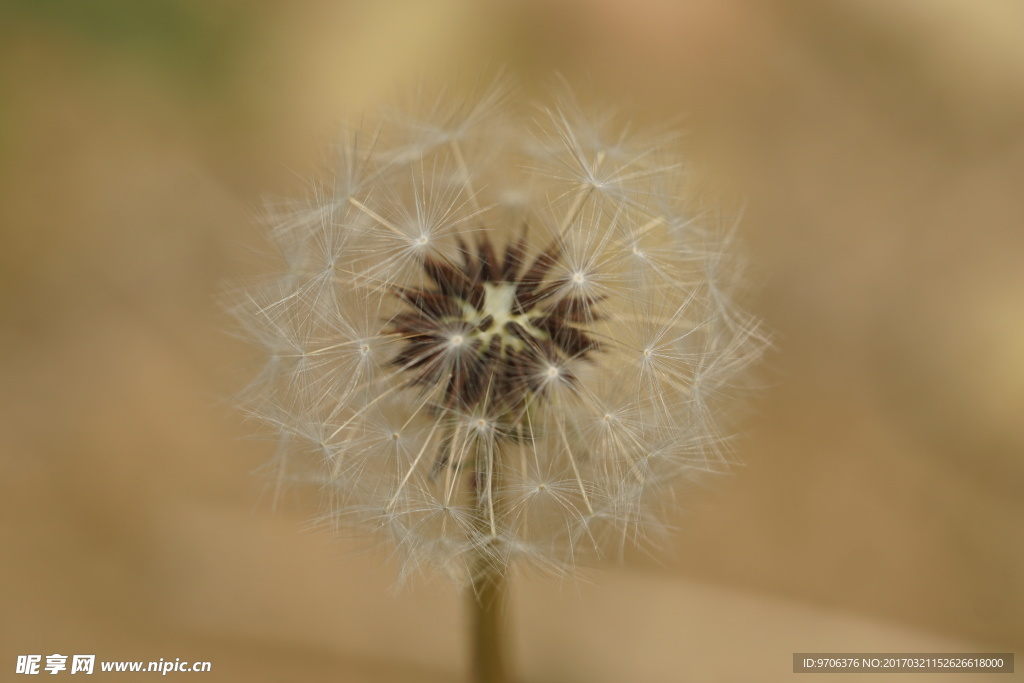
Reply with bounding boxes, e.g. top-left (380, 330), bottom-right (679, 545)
top-left (234, 79), bottom-right (764, 583)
